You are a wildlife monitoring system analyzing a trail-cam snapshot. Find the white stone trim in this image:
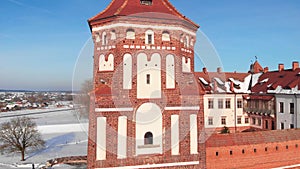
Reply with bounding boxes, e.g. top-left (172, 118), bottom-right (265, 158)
top-left (92, 23), bottom-right (196, 36)
top-left (165, 106), bottom-right (200, 111)
top-left (96, 161), bottom-right (199, 169)
top-left (272, 164), bottom-right (300, 169)
top-left (95, 108), bottom-right (133, 112)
